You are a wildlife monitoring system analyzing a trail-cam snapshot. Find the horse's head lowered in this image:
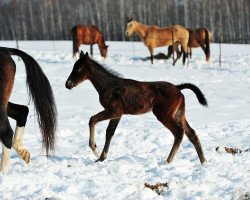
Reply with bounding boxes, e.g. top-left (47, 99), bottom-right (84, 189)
top-left (125, 18), bottom-right (136, 37)
top-left (66, 51), bottom-right (89, 90)
top-left (100, 45), bottom-right (108, 59)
